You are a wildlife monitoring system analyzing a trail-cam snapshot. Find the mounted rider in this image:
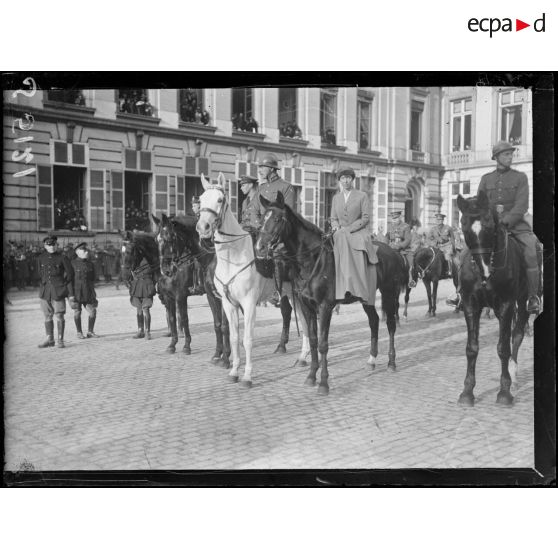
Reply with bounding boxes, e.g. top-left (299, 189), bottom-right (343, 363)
top-left (427, 213), bottom-right (455, 277)
top-left (257, 154), bottom-right (295, 305)
top-left (239, 174), bottom-right (262, 239)
top-left (447, 141), bottom-right (541, 314)
top-left (386, 211), bottom-right (414, 287)
top-left (407, 218), bottom-right (424, 288)
top-left (330, 167), bottom-right (378, 304)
